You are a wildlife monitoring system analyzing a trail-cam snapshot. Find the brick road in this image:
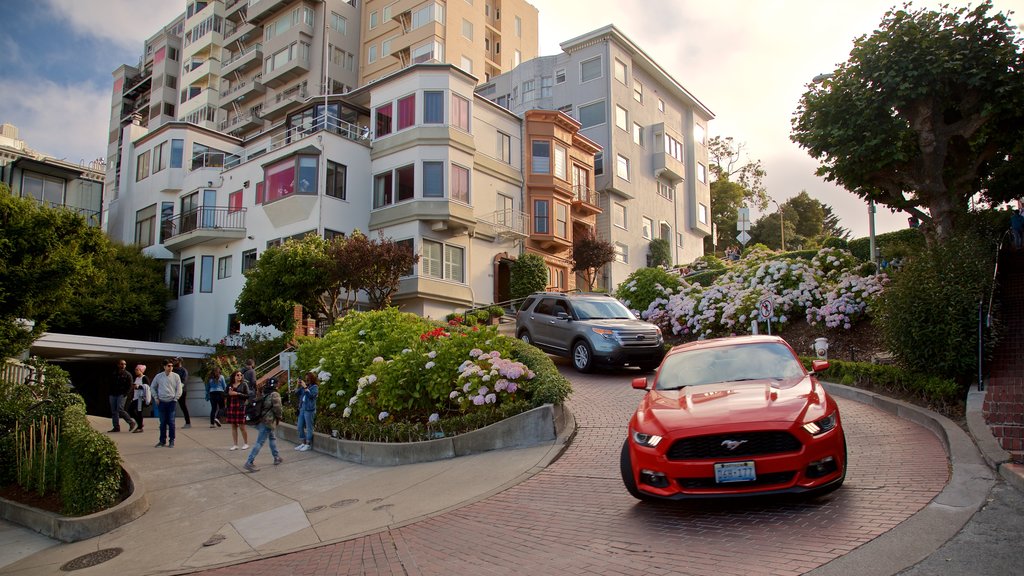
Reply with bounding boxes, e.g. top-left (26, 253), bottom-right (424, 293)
top-left (199, 365), bottom-right (948, 576)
